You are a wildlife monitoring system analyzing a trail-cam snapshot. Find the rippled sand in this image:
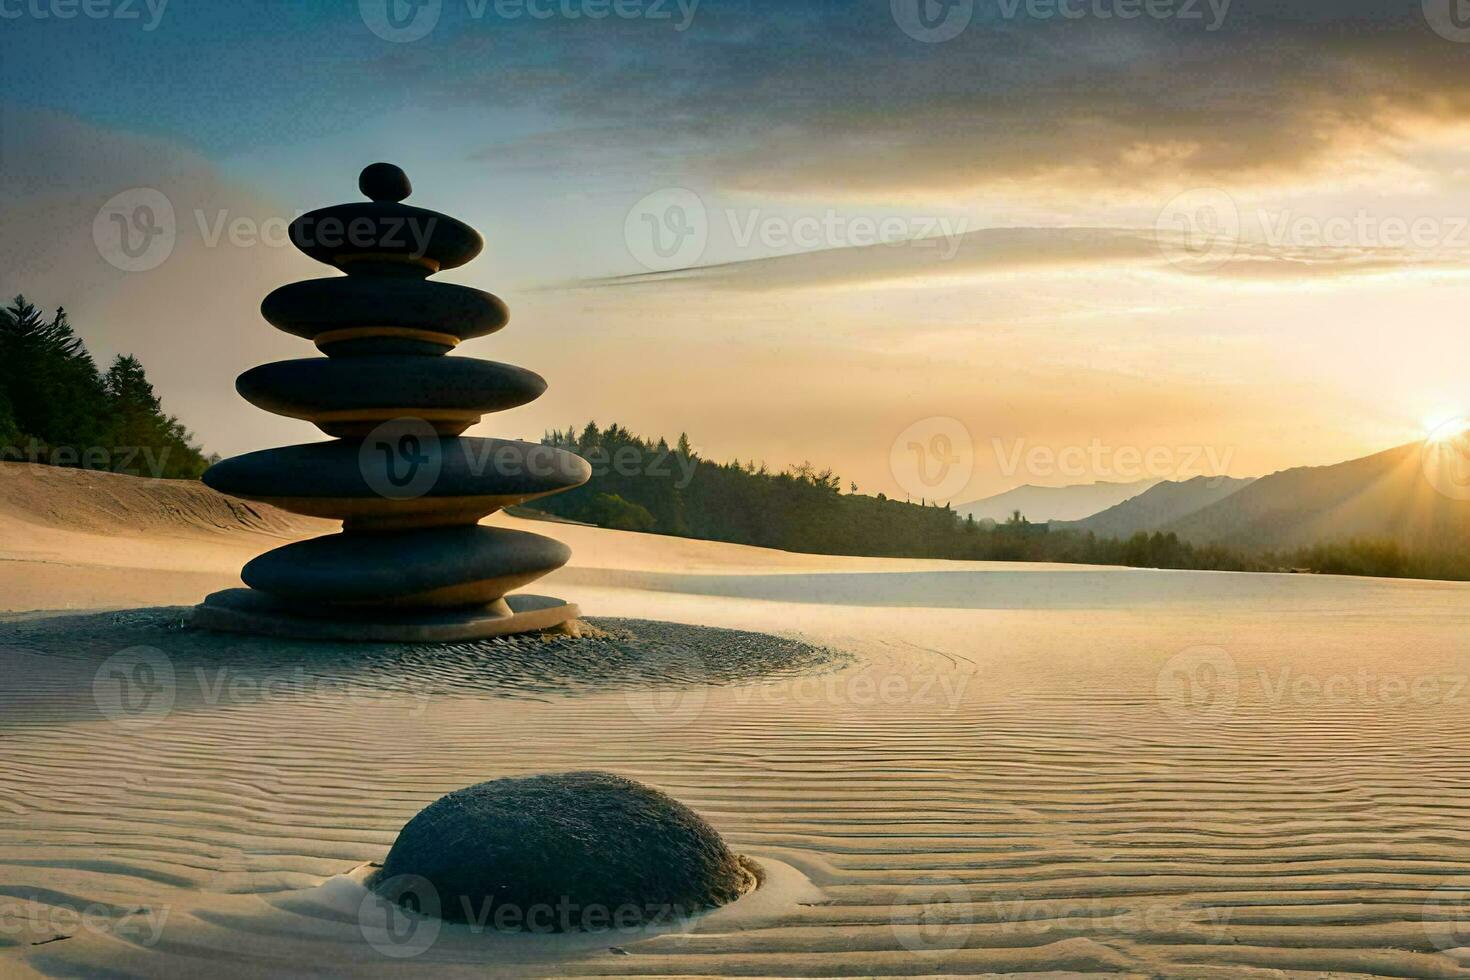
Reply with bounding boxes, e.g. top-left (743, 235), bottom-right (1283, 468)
top-left (5, 476), bottom-right (1470, 977)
